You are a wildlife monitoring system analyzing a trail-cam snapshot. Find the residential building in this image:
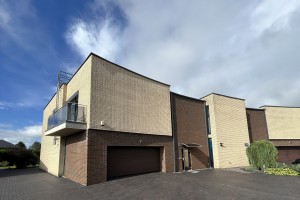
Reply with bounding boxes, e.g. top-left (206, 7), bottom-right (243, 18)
top-left (201, 93), bottom-right (250, 168)
top-left (247, 106), bottom-right (300, 163)
top-left (41, 53), bottom-right (174, 185)
top-left (41, 53), bottom-right (300, 185)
